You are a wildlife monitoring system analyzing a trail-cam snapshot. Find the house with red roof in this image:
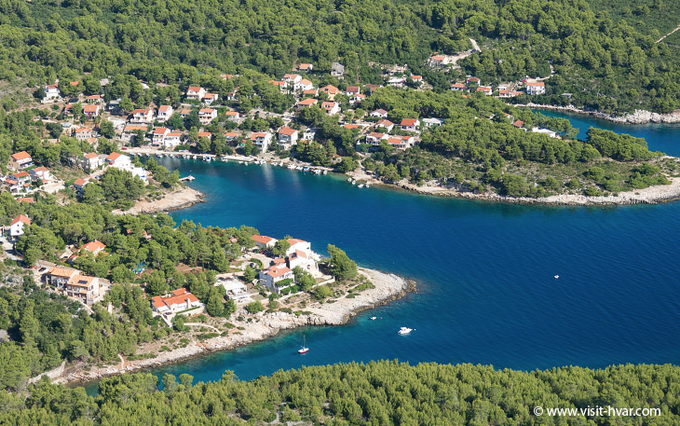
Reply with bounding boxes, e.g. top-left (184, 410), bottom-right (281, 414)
top-left (252, 234), bottom-right (278, 248)
top-left (64, 274), bottom-right (101, 305)
top-left (476, 86), bottom-right (493, 96)
top-left (295, 79), bottom-right (314, 92)
top-left (186, 86), bottom-right (206, 100)
top-left (9, 171), bottom-right (31, 186)
top-left (106, 152), bottom-right (132, 168)
top-left (157, 105), bottom-right (174, 122)
top-left (376, 119), bottom-right (394, 132)
top-left (198, 108), bottom-right (217, 125)
top-left (320, 85), bottom-right (339, 100)
top-left (83, 104), bottom-right (100, 118)
top-left (287, 250), bottom-right (319, 275)
top-left (450, 83), bottom-right (467, 92)
top-left (225, 111), bottom-right (241, 121)
top-left (151, 288), bottom-right (204, 316)
top-left (349, 93), bottom-right (366, 104)
top-left (400, 118), bottom-right (421, 132)
top-left (131, 109), bottom-right (154, 124)
top-left (9, 151), bottom-right (33, 171)
top-left (277, 126), bottom-right (299, 148)
top-left (321, 101), bottom-right (340, 115)
top-left (298, 63), bottom-right (313, 72)
top-left (153, 127), bottom-right (170, 145)
top-left (258, 264), bottom-right (294, 293)
top-left (285, 238), bottom-right (312, 257)
top-left (297, 98), bottom-right (318, 109)
top-left (526, 81), bottom-right (546, 95)
top-left (73, 178), bottom-right (89, 195)
top-left (203, 93), bottom-right (219, 105)
top-left (366, 132), bottom-right (388, 145)
top-left (29, 167), bottom-right (51, 183)
top-left (82, 153), bottom-right (103, 171)
top-left (9, 215), bottom-right (31, 239)
top-left (80, 240), bottom-right (107, 256)
top-left (250, 132), bottom-right (273, 152)
top-left (370, 109), bottom-right (388, 119)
